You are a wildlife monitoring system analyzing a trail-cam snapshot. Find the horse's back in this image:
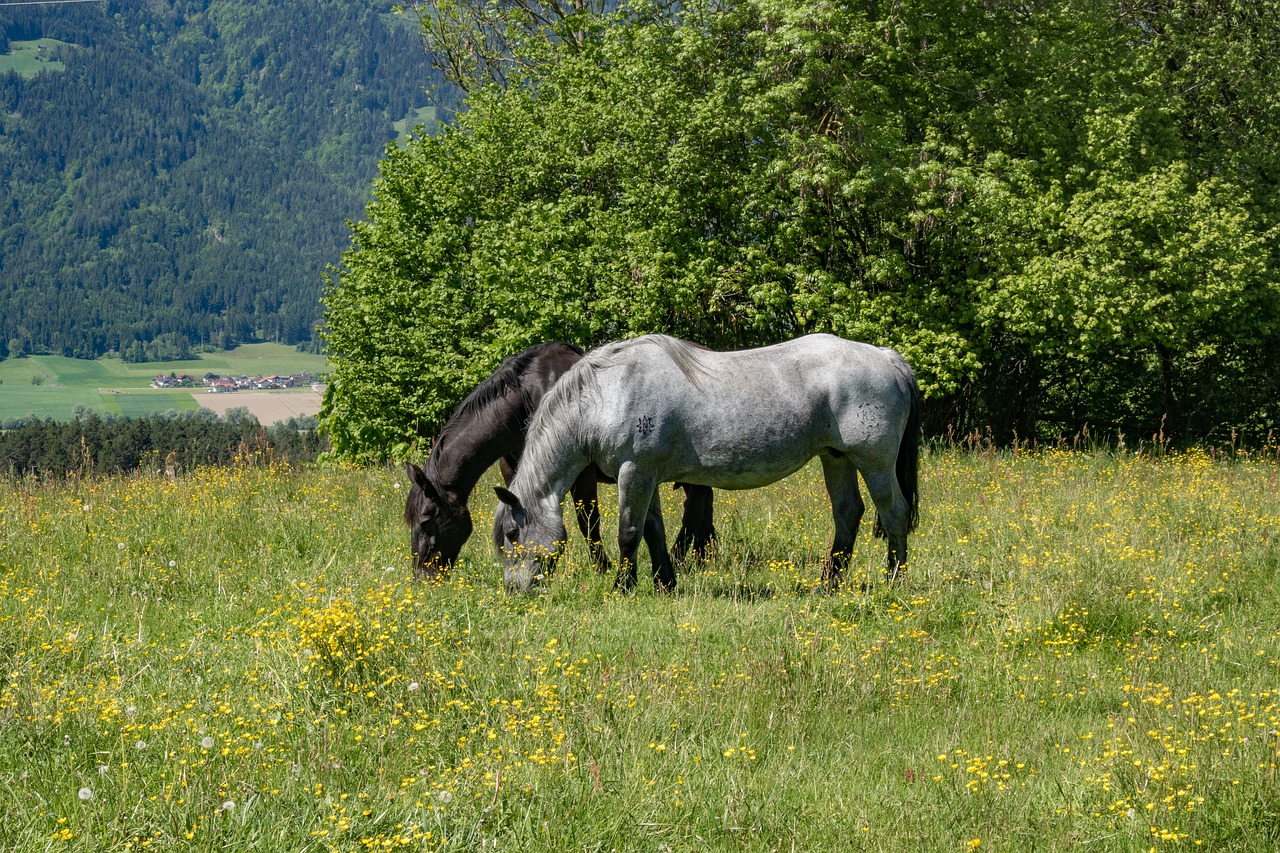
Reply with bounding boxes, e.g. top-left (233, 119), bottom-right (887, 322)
top-left (580, 334), bottom-right (915, 487)
top-left (519, 342), bottom-right (585, 402)
top-left (599, 333), bottom-right (912, 418)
